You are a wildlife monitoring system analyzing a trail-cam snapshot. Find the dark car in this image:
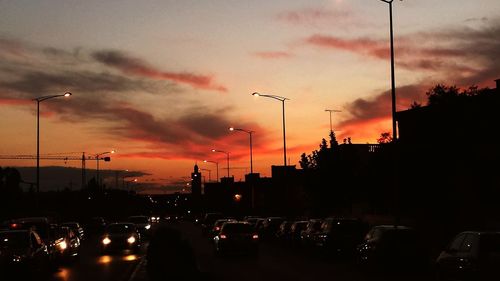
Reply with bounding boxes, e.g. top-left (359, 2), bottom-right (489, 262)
top-left (259, 217), bottom-right (284, 241)
top-left (210, 219), bottom-right (236, 239)
top-left (85, 217), bottom-right (107, 236)
top-left (213, 222), bottom-right (259, 256)
top-left (53, 226), bottom-right (80, 261)
top-left (201, 212), bottom-right (224, 236)
top-left (356, 225), bottom-right (428, 271)
top-left (275, 221), bottom-right (294, 241)
top-left (8, 217), bottom-right (60, 264)
top-left (436, 231), bottom-right (500, 281)
top-left (290, 221), bottom-right (309, 245)
top-left (61, 222), bottom-right (85, 241)
top-left (300, 219), bottom-right (323, 248)
top-left (0, 229), bottom-right (50, 275)
top-left (100, 223), bottom-right (141, 254)
top-left (313, 218), bottom-right (368, 256)
top-left (127, 216), bottom-right (152, 238)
